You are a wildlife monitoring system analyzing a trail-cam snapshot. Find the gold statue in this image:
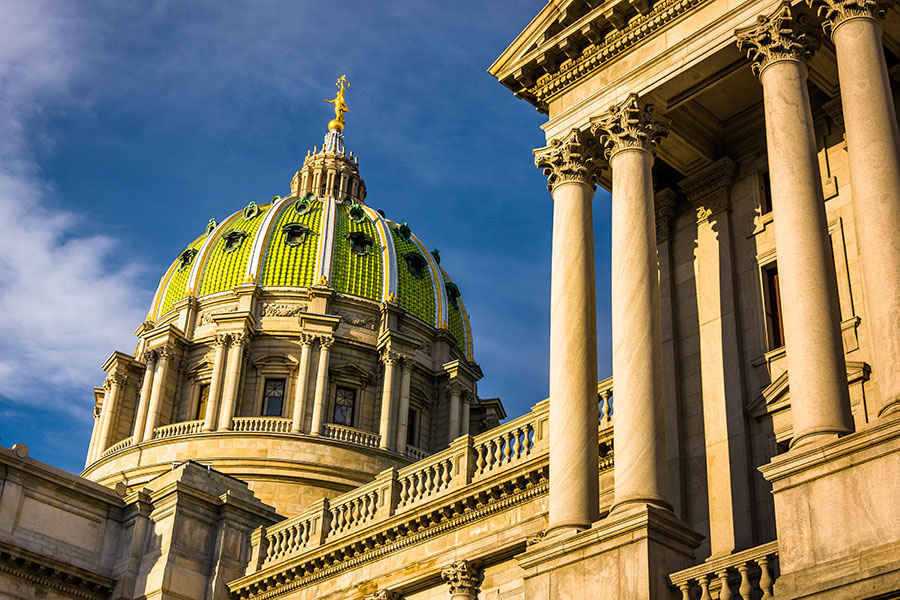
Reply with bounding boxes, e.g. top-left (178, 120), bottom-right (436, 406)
top-left (324, 75), bottom-right (349, 132)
